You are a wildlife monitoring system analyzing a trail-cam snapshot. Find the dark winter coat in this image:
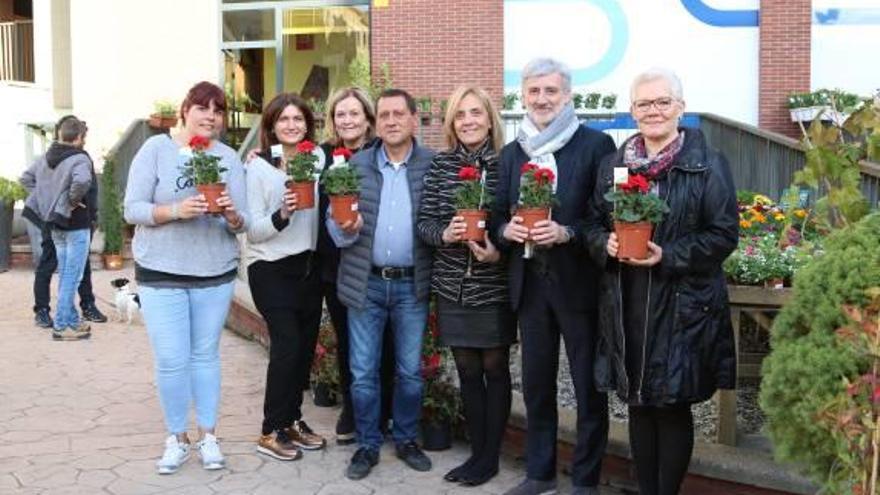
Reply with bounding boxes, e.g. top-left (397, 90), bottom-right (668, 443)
top-left (585, 128), bottom-right (739, 405)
